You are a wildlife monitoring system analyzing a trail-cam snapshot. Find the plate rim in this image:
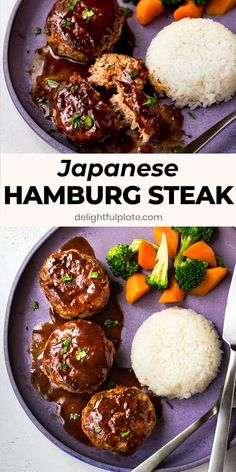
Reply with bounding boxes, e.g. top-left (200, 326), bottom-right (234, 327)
top-left (3, 0), bottom-right (72, 154)
top-left (4, 226), bottom-right (236, 472)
